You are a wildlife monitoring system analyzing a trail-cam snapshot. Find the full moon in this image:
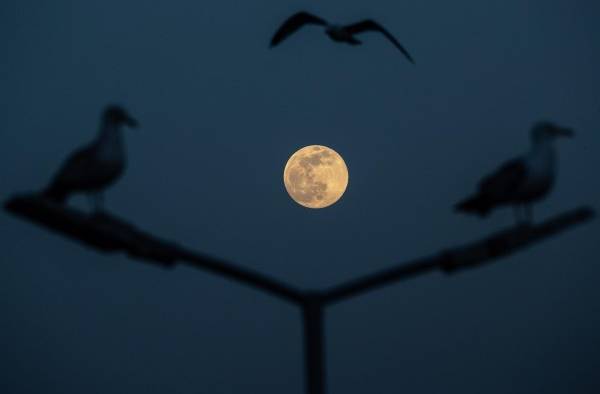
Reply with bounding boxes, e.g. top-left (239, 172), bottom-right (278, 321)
top-left (283, 145), bottom-right (349, 209)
